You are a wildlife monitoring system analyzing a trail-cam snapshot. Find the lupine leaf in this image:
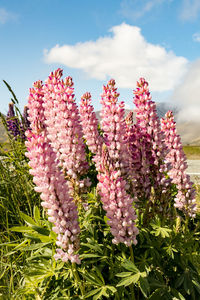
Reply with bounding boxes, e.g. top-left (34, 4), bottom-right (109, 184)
top-left (116, 272), bottom-right (133, 278)
top-left (139, 277), bottom-right (150, 298)
top-left (192, 280), bottom-right (200, 294)
top-left (122, 259), bottom-right (139, 273)
top-left (116, 273), bottom-right (141, 287)
top-left (85, 288), bottom-right (102, 298)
